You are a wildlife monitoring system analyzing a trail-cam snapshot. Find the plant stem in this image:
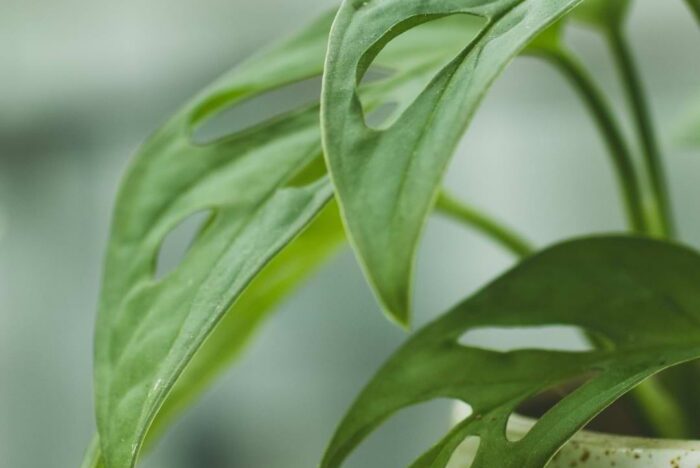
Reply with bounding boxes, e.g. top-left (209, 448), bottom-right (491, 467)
top-left (686, 0), bottom-right (700, 24)
top-left (632, 376), bottom-right (691, 439)
top-left (606, 28), bottom-right (675, 238)
top-left (435, 191), bottom-right (533, 258)
top-left (535, 46), bottom-right (691, 439)
top-left (535, 49), bottom-right (648, 234)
